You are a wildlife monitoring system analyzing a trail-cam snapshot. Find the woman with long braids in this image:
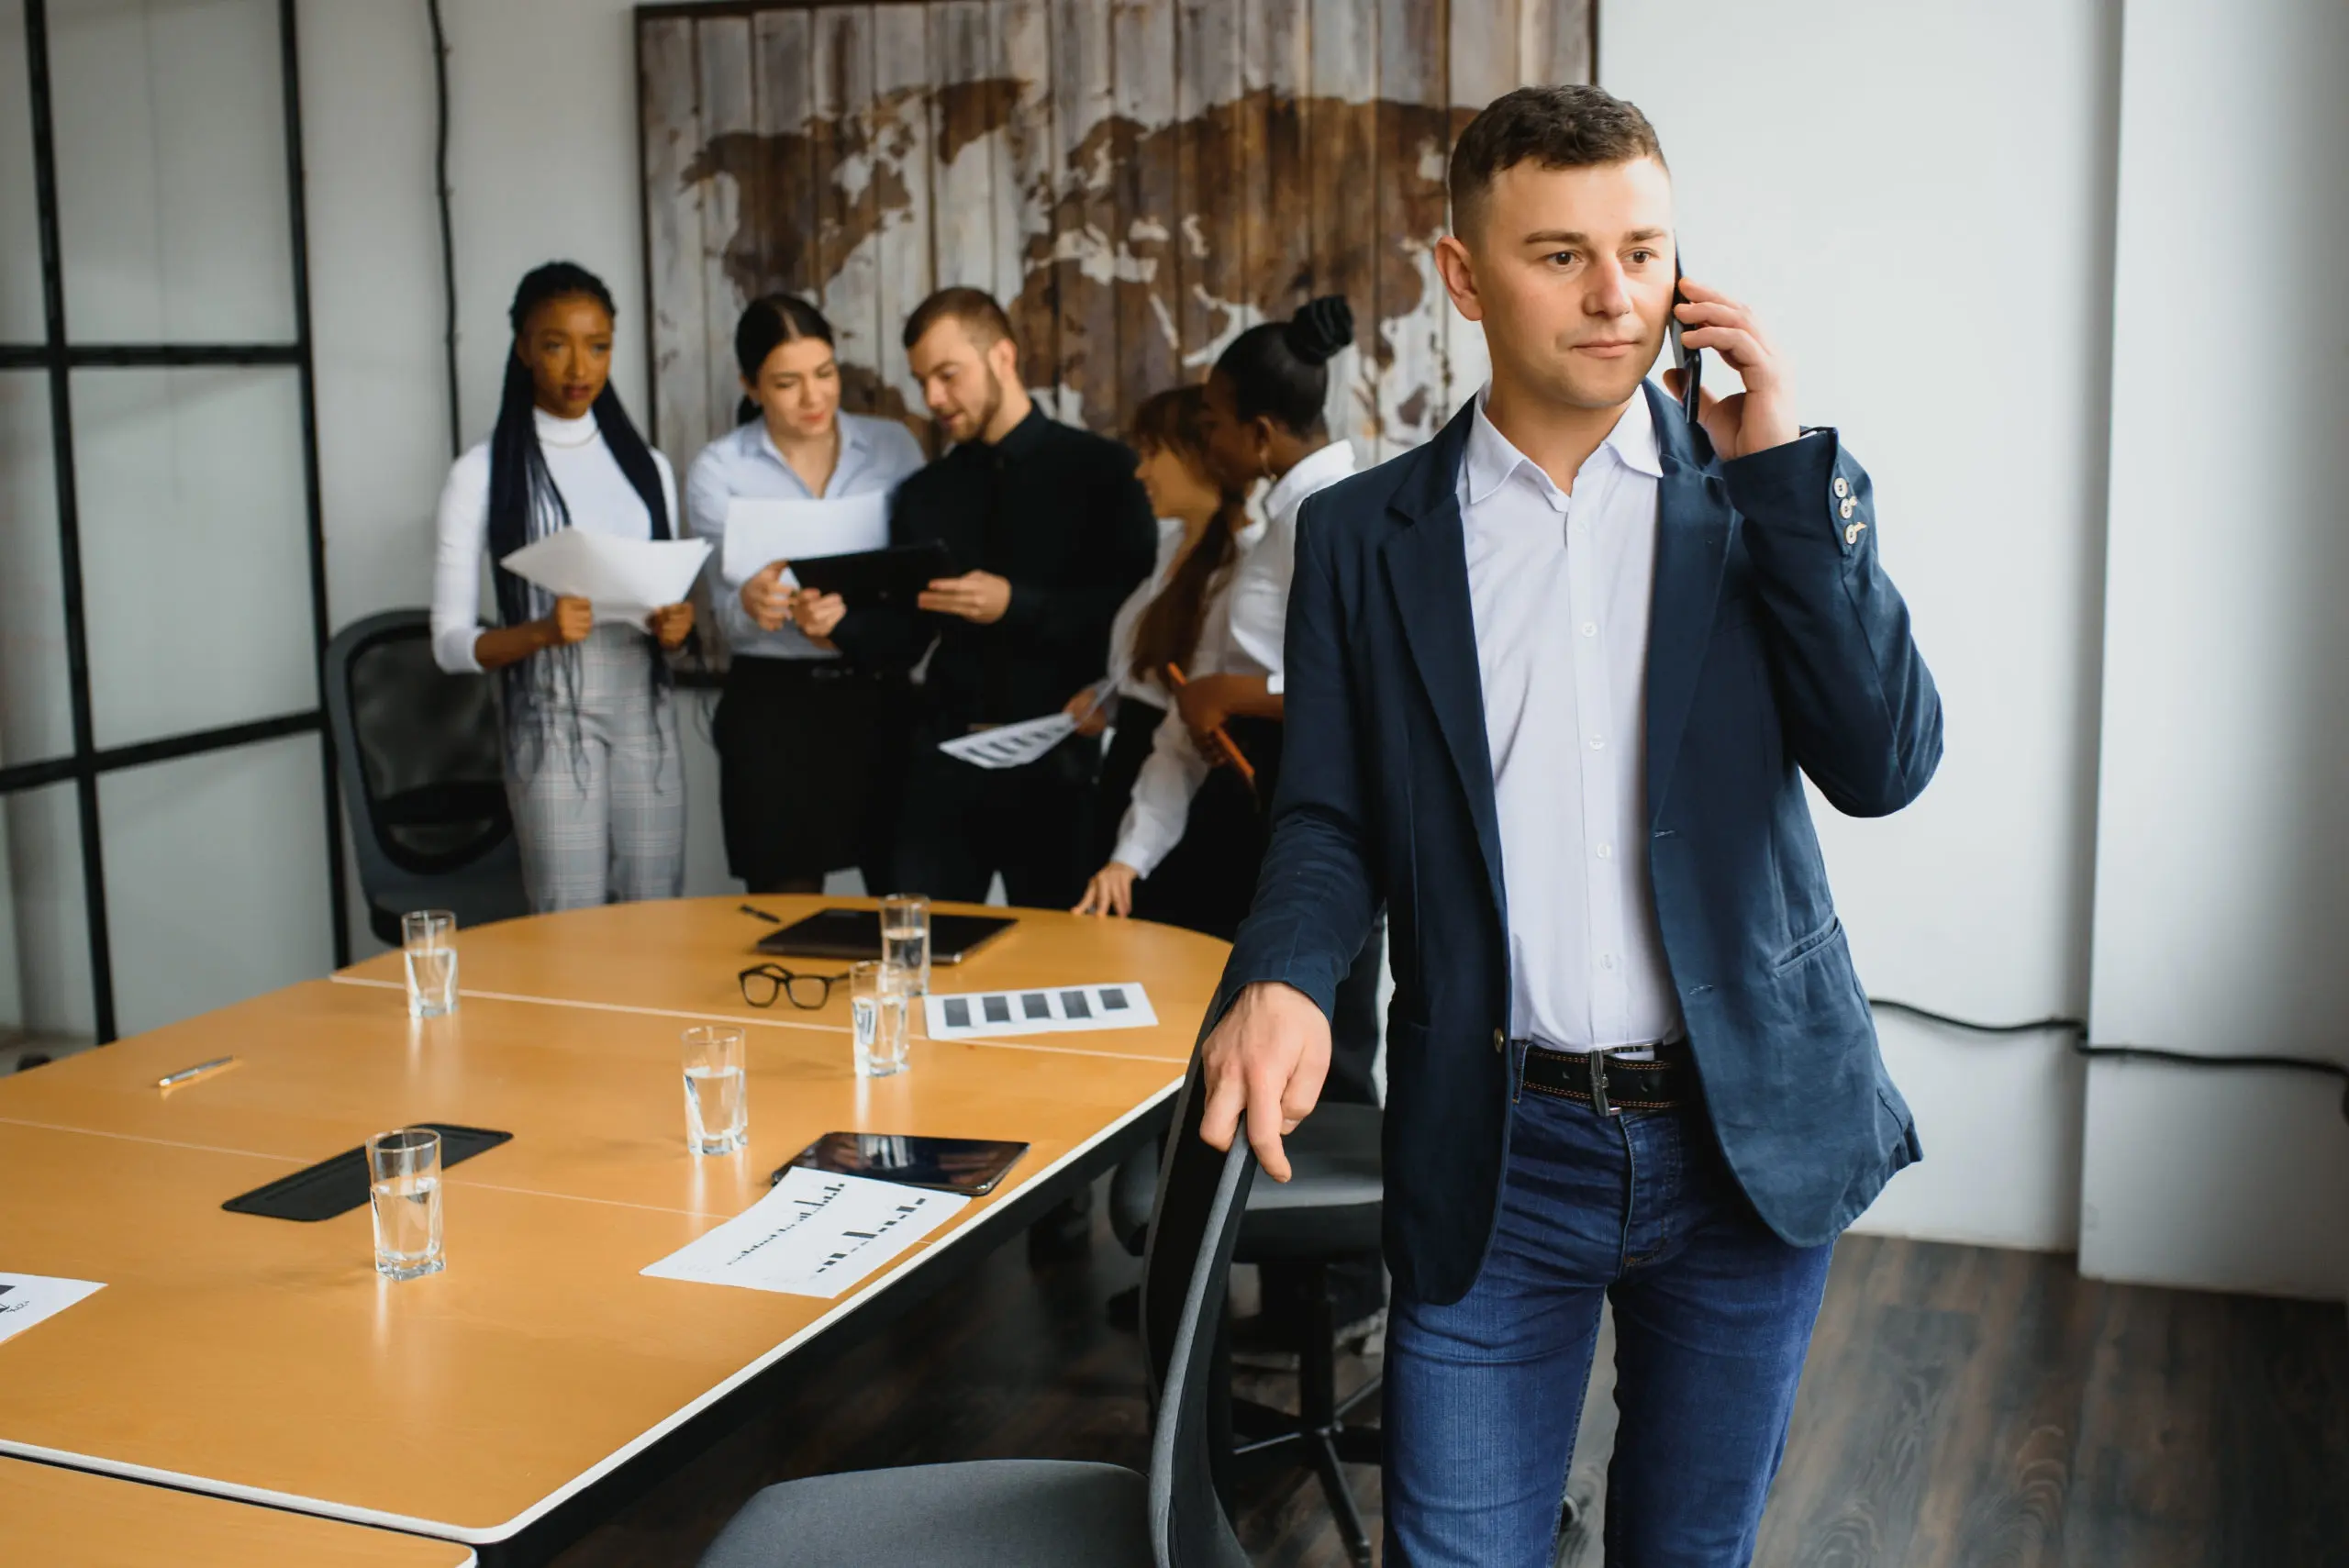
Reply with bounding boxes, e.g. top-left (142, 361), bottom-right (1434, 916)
top-left (1073, 295), bottom-right (1360, 940)
top-left (429, 261), bottom-right (694, 911)
top-left (685, 295), bottom-right (925, 895)
top-left (1062, 384), bottom-right (1249, 882)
